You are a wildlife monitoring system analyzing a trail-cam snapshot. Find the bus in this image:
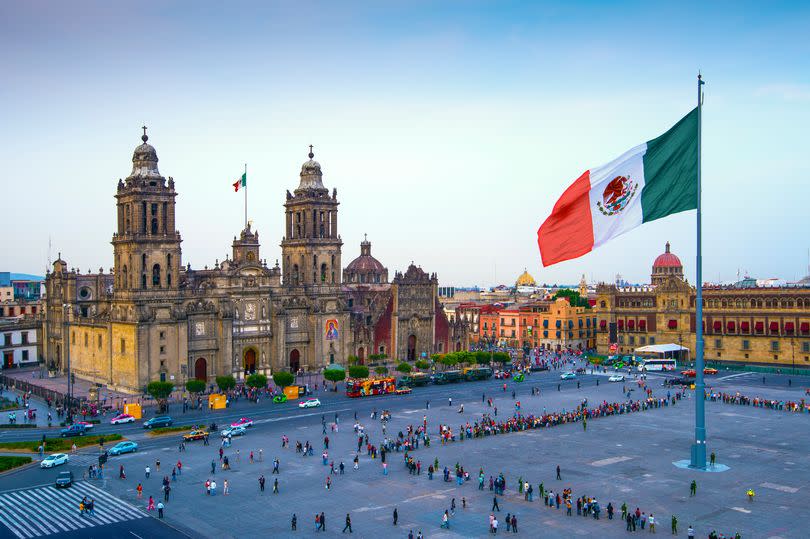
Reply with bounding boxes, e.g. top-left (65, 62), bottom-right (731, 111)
top-left (463, 367), bottom-right (493, 381)
top-left (346, 377), bottom-right (396, 398)
top-left (637, 359), bottom-right (677, 372)
top-left (398, 372), bottom-right (430, 387)
top-left (433, 370), bottom-right (462, 384)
